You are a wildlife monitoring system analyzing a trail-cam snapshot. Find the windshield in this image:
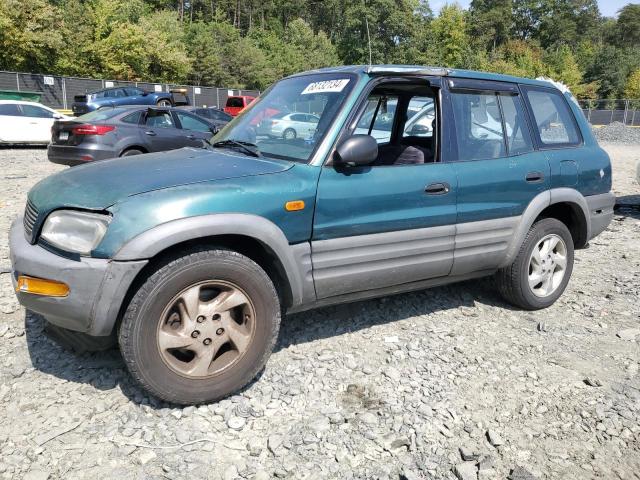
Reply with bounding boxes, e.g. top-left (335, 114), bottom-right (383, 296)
top-left (214, 73), bottom-right (356, 163)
